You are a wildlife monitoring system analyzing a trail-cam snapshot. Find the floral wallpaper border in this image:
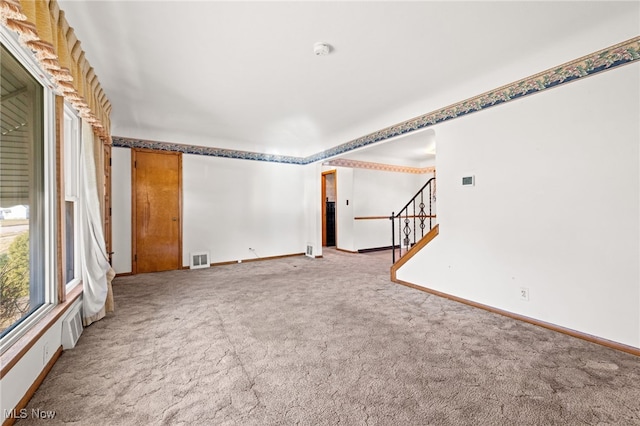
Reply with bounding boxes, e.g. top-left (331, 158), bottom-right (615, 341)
top-left (322, 159), bottom-right (435, 175)
top-left (113, 36), bottom-right (640, 165)
top-left (111, 137), bottom-right (304, 164)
